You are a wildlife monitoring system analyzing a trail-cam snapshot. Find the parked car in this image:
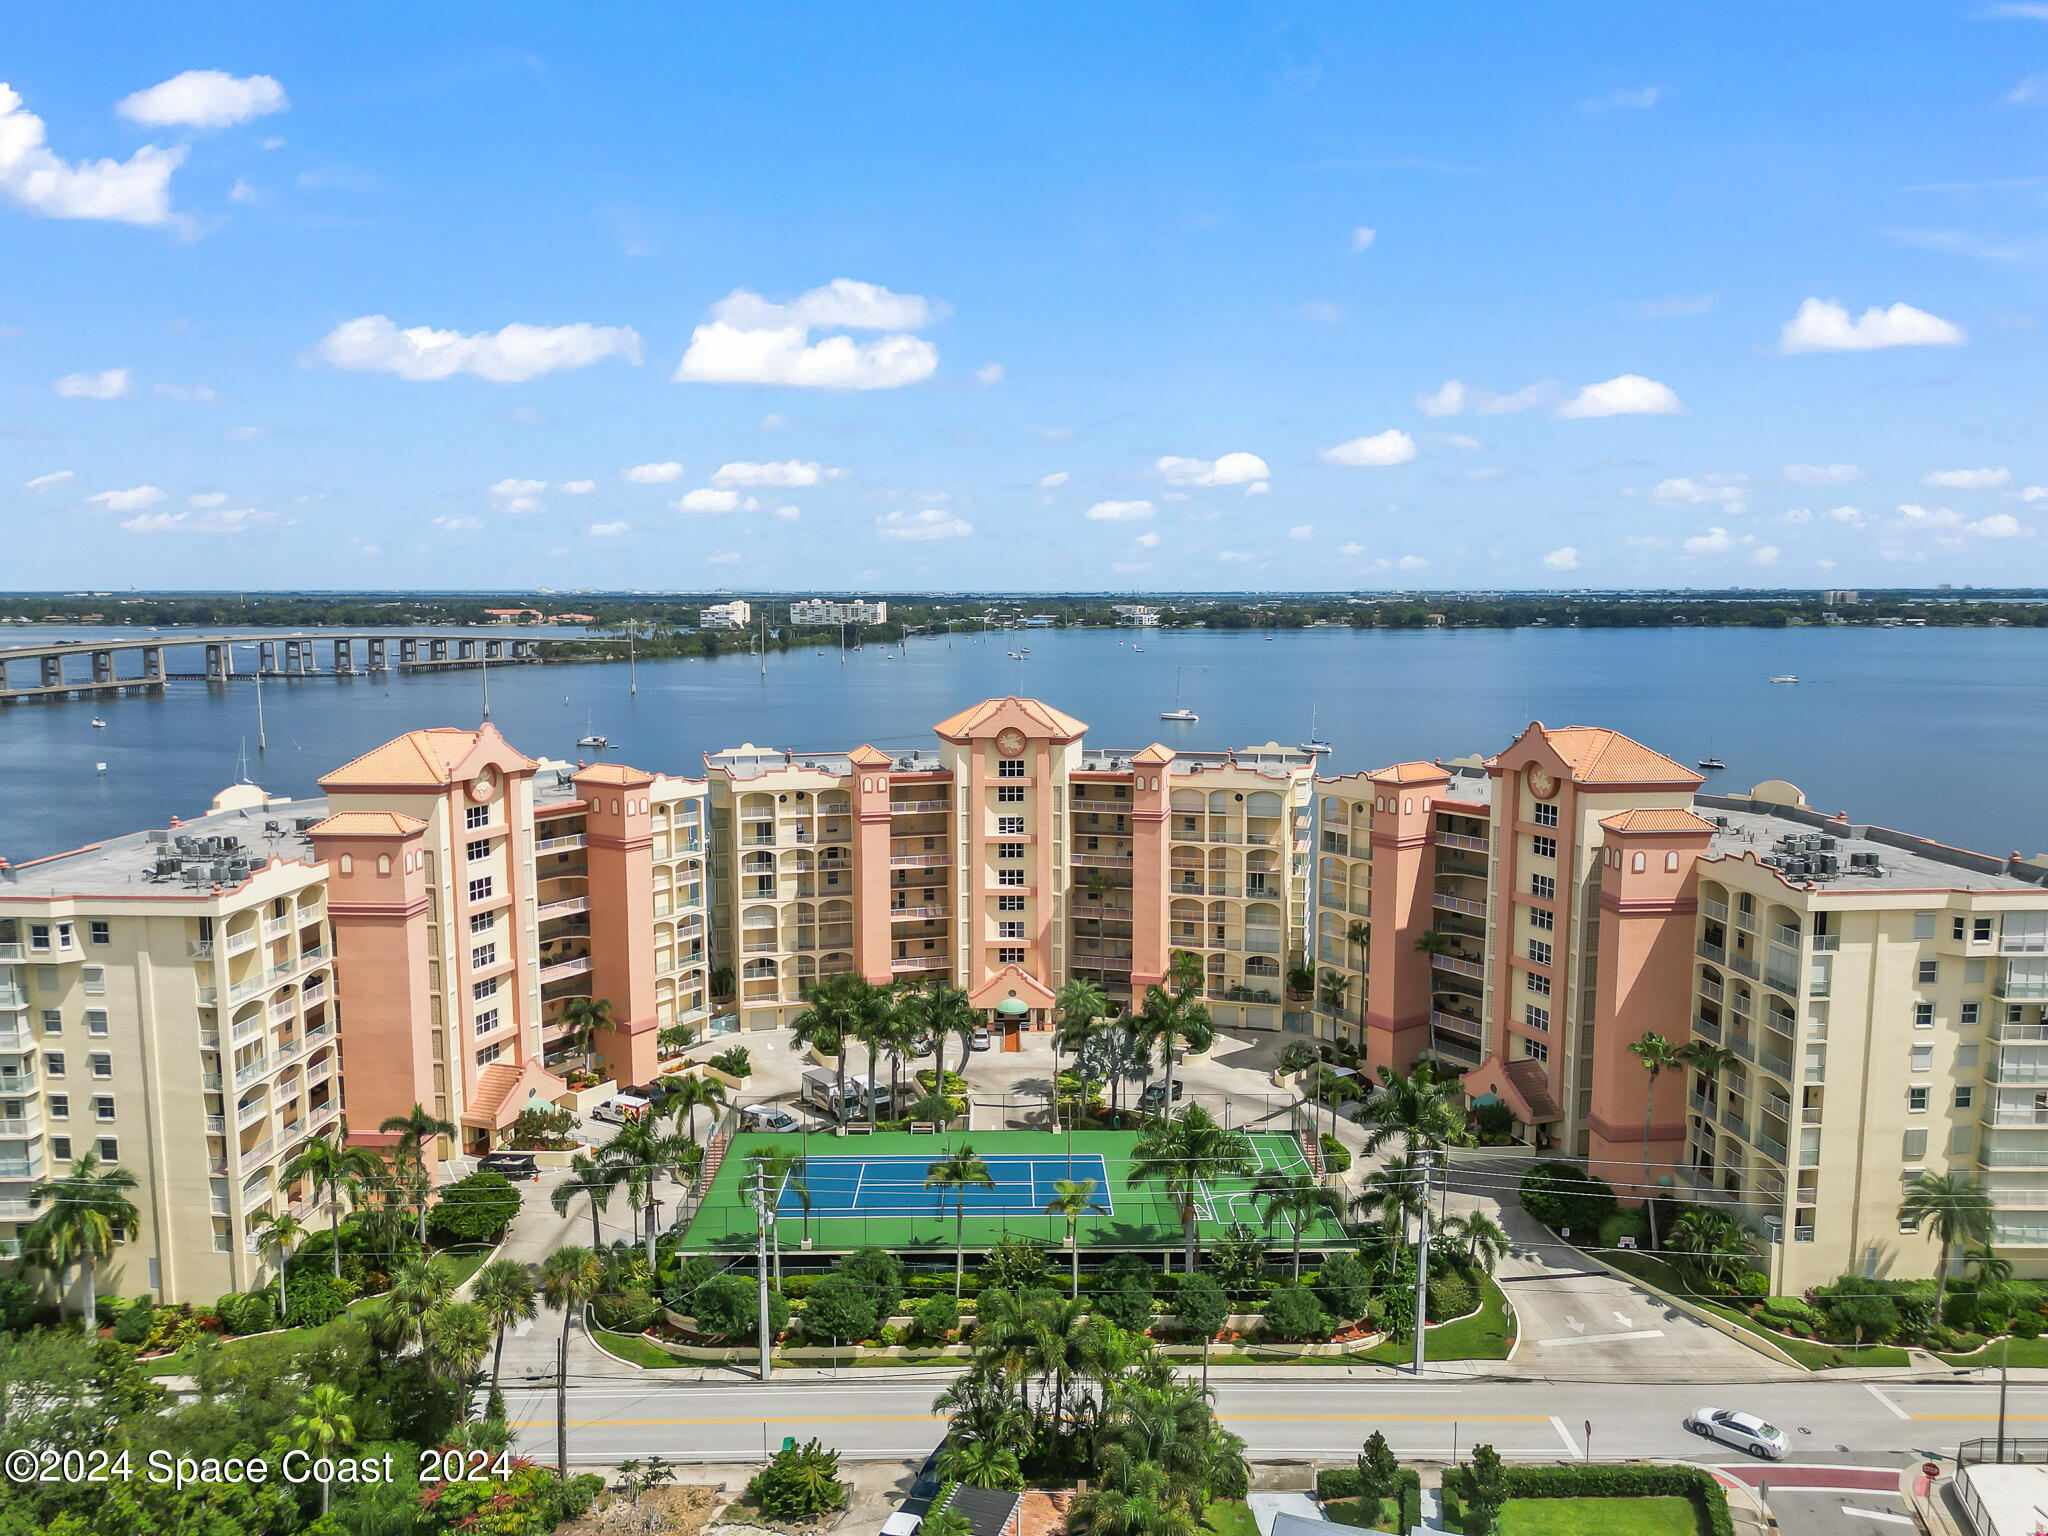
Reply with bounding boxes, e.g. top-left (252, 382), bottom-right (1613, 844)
top-left (477, 1151), bottom-right (540, 1182)
top-left (909, 1032), bottom-right (935, 1056)
top-left (740, 1103), bottom-right (799, 1134)
top-left (970, 1025), bottom-right (992, 1051)
top-left (1685, 1407), bottom-right (1789, 1460)
top-left (592, 1091), bottom-right (652, 1125)
top-left (626, 1081), bottom-right (678, 1105)
top-left (1140, 1080), bottom-right (1185, 1111)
